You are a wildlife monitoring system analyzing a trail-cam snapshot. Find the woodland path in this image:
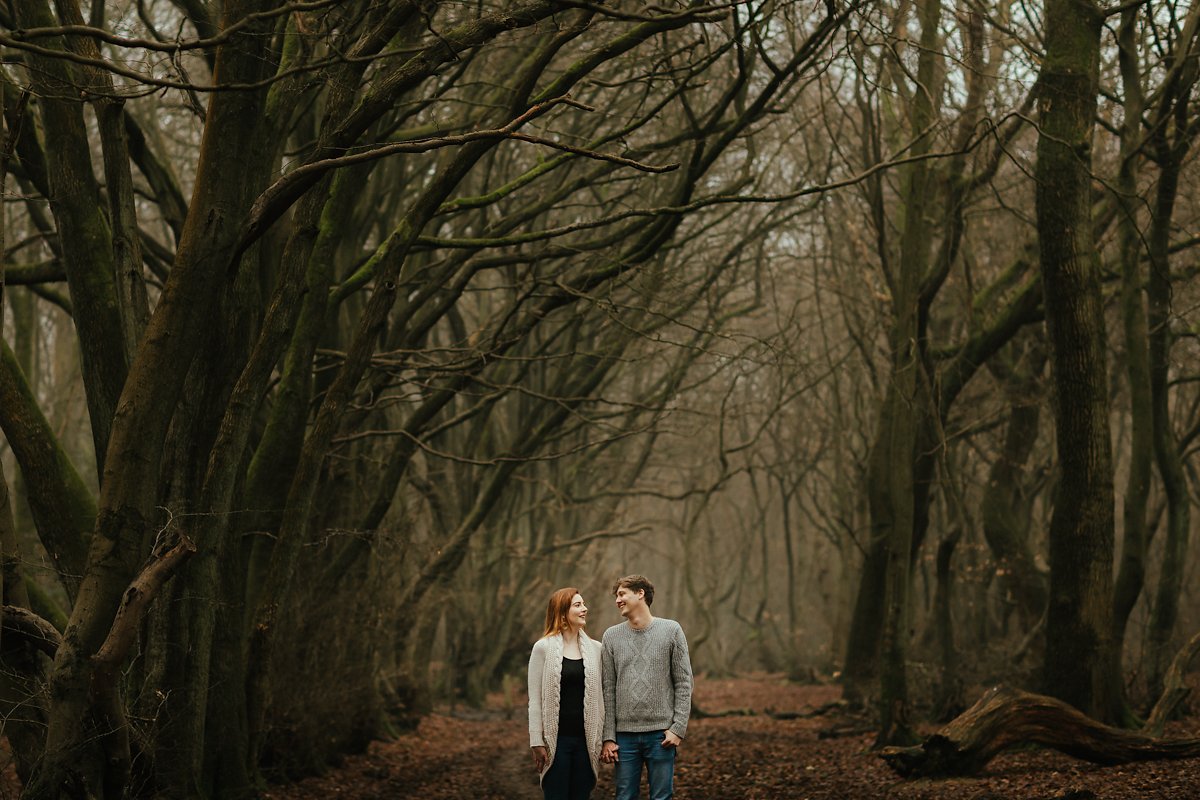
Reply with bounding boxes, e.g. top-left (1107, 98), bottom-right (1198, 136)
top-left (264, 674), bottom-right (1200, 799)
